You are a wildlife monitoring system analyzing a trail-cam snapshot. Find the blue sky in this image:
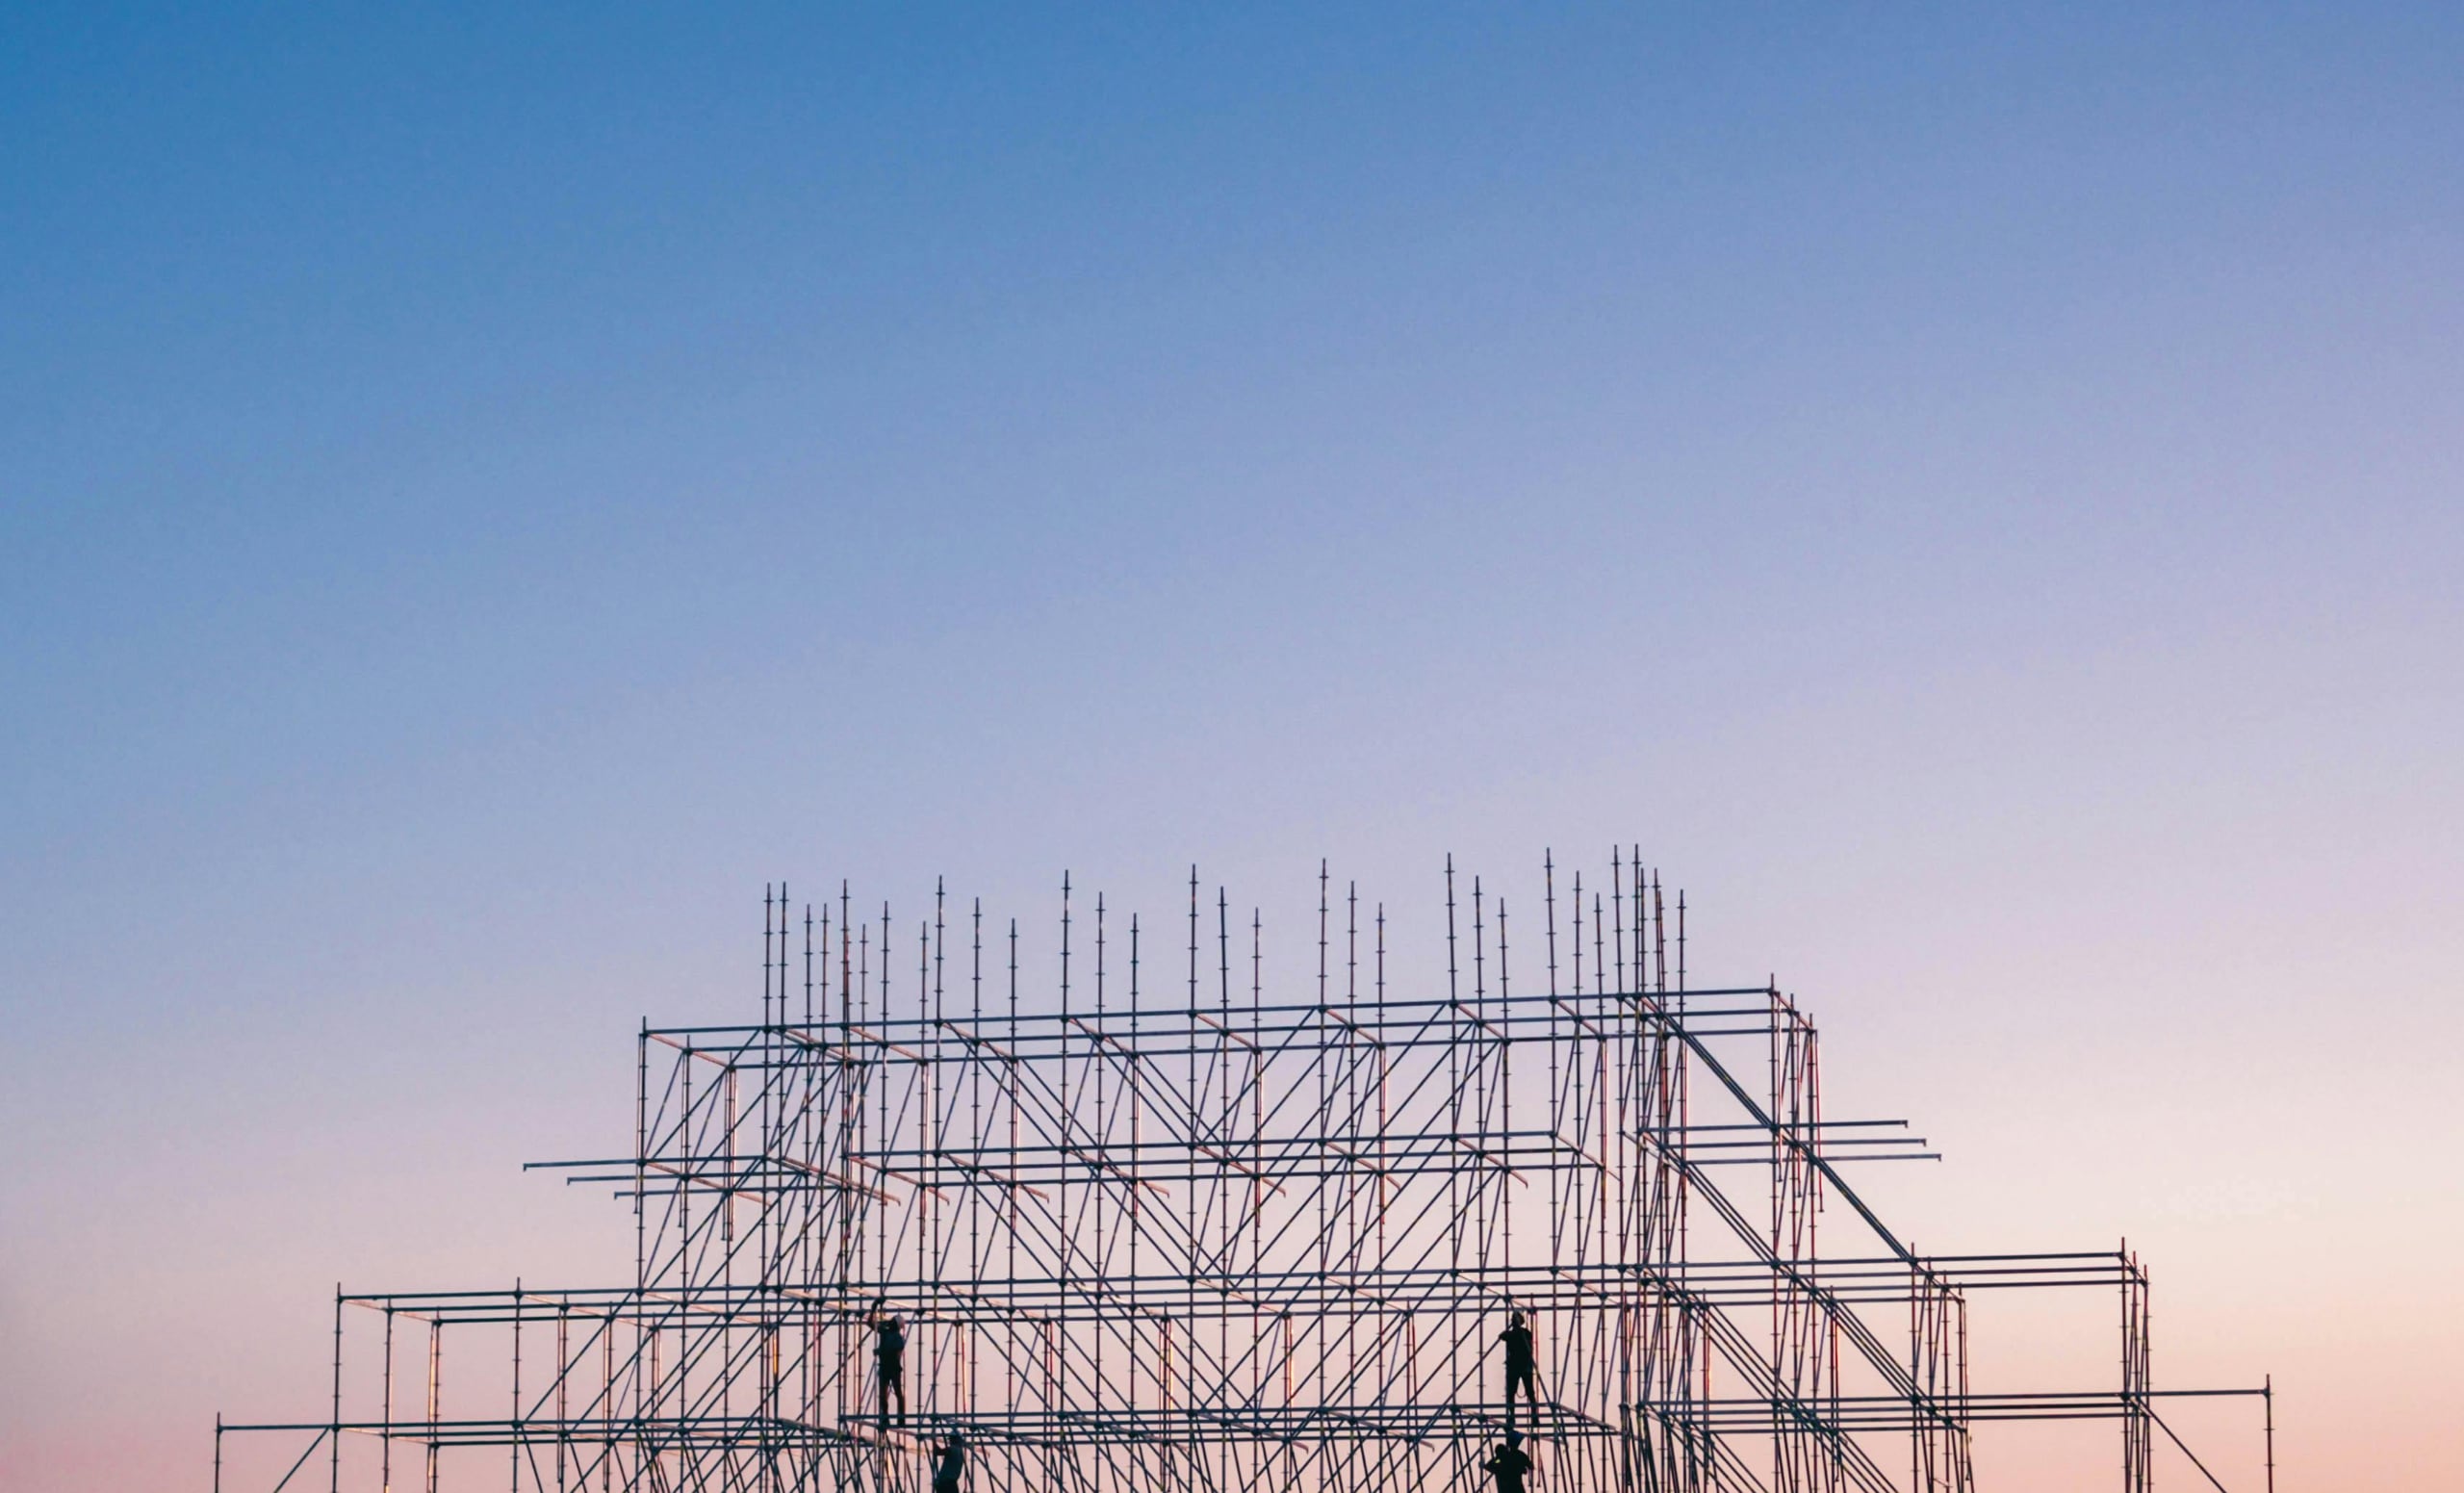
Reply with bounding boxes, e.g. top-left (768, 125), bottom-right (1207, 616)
top-left (4, 6), bottom-right (2460, 1488)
